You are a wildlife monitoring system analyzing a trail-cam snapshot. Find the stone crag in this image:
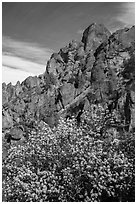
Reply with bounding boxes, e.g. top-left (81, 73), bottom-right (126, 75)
top-left (2, 23), bottom-right (135, 141)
